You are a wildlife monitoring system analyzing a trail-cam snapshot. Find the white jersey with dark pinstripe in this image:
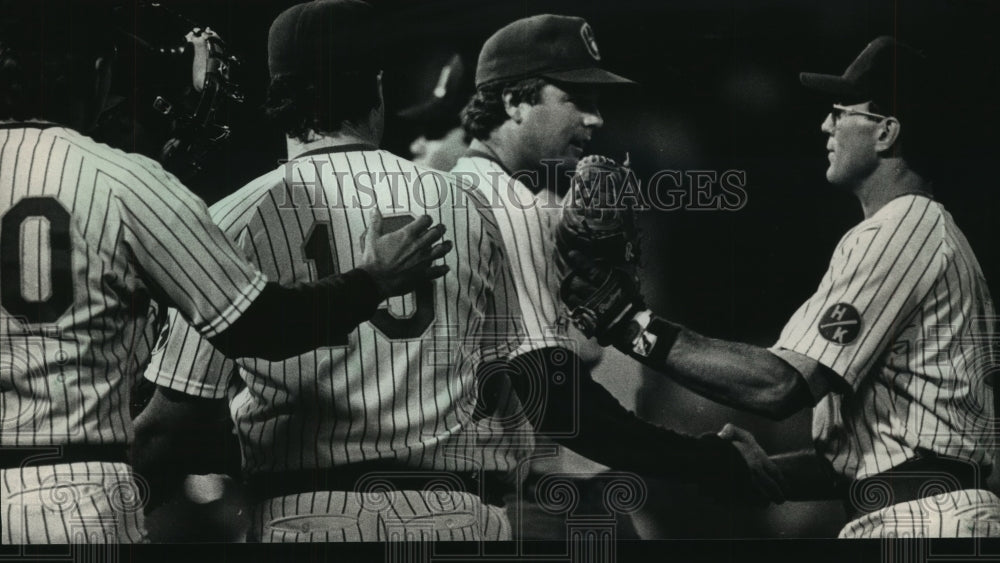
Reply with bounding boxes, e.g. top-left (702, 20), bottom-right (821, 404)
top-left (450, 154), bottom-right (570, 355)
top-left (773, 194), bottom-right (997, 480)
top-left (146, 147), bottom-right (531, 477)
top-left (0, 123), bottom-right (265, 447)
